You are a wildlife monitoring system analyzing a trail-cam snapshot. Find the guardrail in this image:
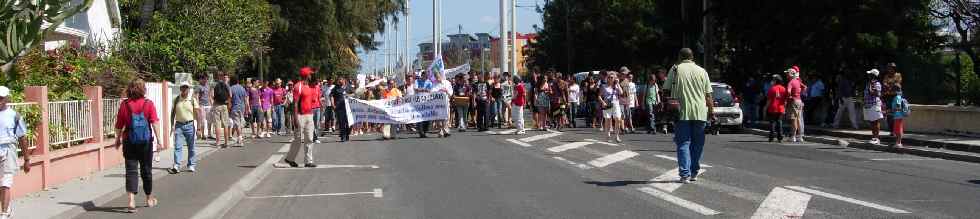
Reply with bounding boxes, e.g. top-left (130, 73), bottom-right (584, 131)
top-left (47, 100), bottom-right (94, 149)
